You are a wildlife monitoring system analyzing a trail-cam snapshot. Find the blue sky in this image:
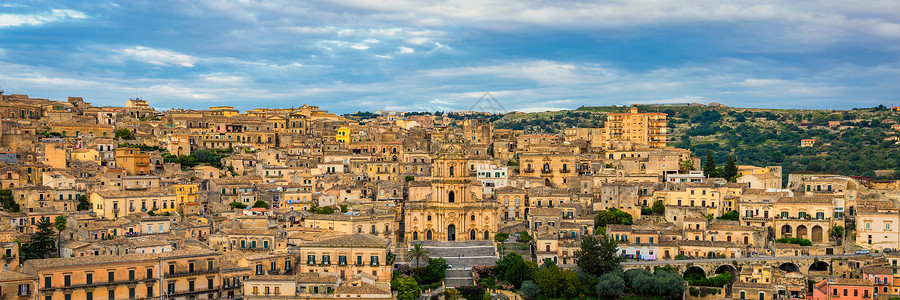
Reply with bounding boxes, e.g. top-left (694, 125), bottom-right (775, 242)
top-left (1, 1), bottom-right (900, 113)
